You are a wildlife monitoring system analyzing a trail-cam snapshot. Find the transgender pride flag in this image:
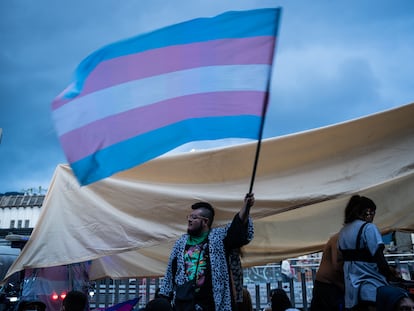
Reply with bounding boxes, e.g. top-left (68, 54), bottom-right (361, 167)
top-left (52, 8), bottom-right (282, 185)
